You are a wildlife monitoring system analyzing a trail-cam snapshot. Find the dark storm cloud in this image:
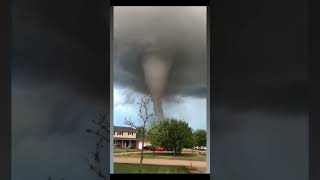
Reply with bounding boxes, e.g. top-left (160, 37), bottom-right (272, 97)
top-left (12, 0), bottom-right (108, 102)
top-left (113, 7), bottom-right (207, 98)
top-left (12, 0), bottom-right (109, 179)
top-left (211, 0), bottom-right (308, 179)
top-left (212, 80), bottom-right (307, 113)
top-left (211, 0), bottom-right (307, 113)
top-left (12, 83), bottom-right (106, 143)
